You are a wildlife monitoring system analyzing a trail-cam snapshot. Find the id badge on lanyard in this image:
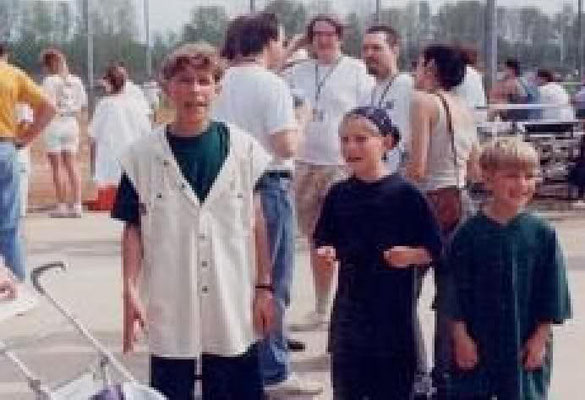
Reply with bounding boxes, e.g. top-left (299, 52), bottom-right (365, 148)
top-left (313, 57), bottom-right (343, 123)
